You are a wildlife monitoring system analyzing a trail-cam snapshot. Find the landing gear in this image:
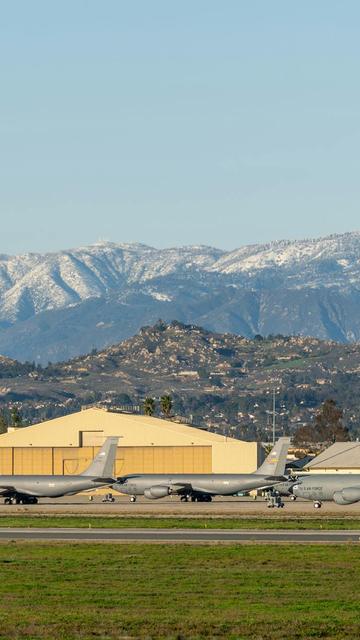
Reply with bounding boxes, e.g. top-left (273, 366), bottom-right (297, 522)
top-left (190, 494), bottom-right (212, 502)
top-left (314, 501), bottom-right (322, 509)
top-left (290, 495), bottom-right (297, 501)
top-left (130, 496), bottom-right (137, 503)
top-left (4, 495), bottom-right (38, 505)
top-left (17, 496), bottom-right (38, 505)
top-left (180, 495), bottom-right (190, 502)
